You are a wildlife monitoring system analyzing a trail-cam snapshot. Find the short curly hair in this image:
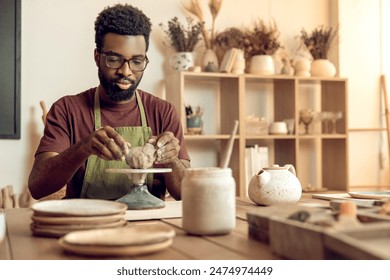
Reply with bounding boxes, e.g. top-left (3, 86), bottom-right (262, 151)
top-left (94, 4), bottom-right (152, 52)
